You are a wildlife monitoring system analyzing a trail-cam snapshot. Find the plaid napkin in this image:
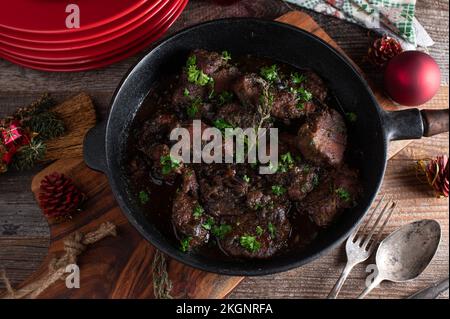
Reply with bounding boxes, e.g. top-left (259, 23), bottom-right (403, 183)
top-left (285, 0), bottom-right (434, 48)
